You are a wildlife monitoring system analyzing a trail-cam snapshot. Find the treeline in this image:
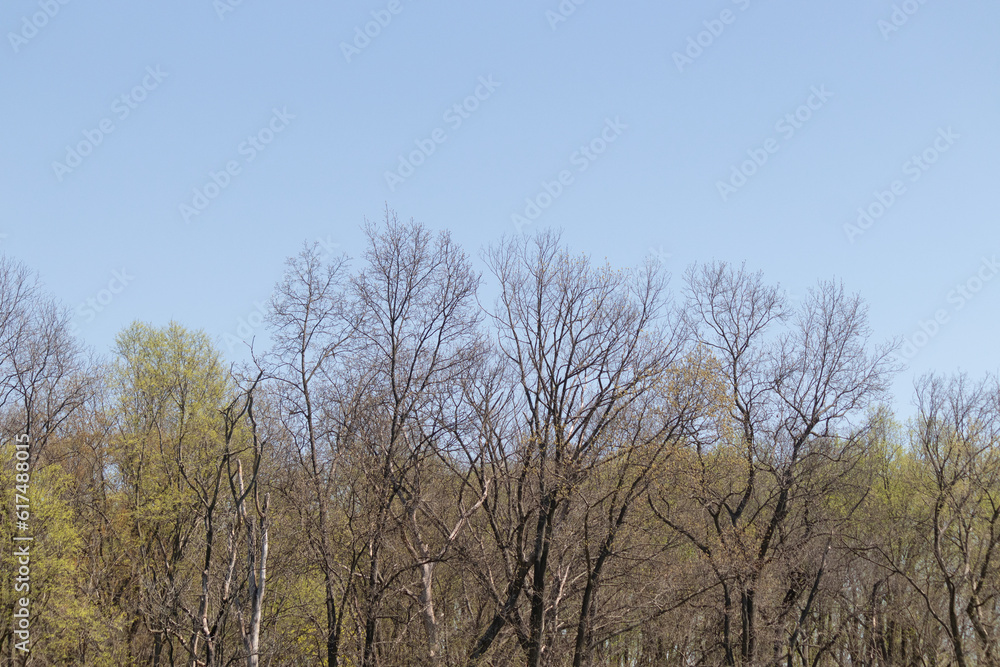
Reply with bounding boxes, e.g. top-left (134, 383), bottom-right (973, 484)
top-left (1, 213), bottom-right (999, 666)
